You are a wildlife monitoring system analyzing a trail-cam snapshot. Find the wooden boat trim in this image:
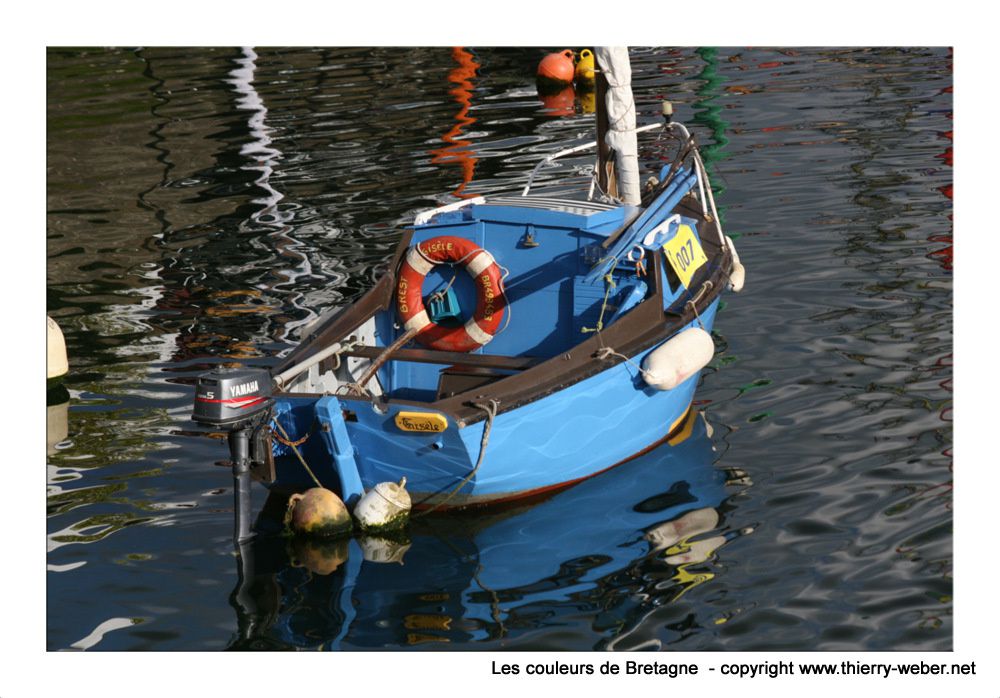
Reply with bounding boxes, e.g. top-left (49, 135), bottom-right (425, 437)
top-left (340, 345), bottom-right (543, 371)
